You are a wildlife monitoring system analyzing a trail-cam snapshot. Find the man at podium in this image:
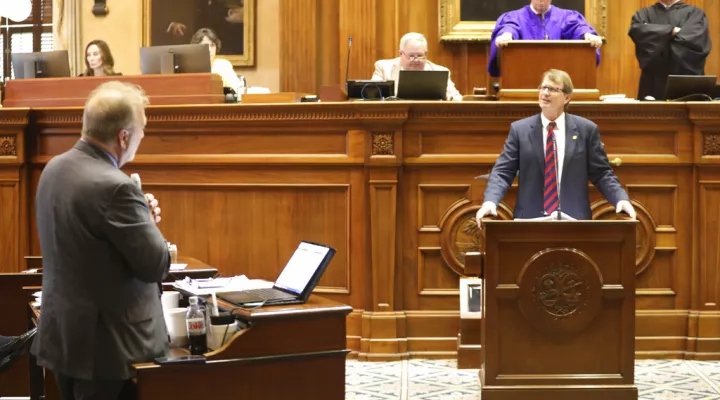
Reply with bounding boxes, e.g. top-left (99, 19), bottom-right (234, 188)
top-left (488, 0), bottom-right (603, 77)
top-left (476, 69), bottom-right (636, 225)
